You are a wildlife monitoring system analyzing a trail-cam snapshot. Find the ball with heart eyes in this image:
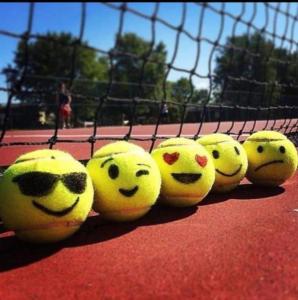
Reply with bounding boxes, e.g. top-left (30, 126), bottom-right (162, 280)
top-left (151, 138), bottom-right (215, 207)
top-left (197, 133), bottom-right (248, 193)
top-left (87, 141), bottom-right (161, 222)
